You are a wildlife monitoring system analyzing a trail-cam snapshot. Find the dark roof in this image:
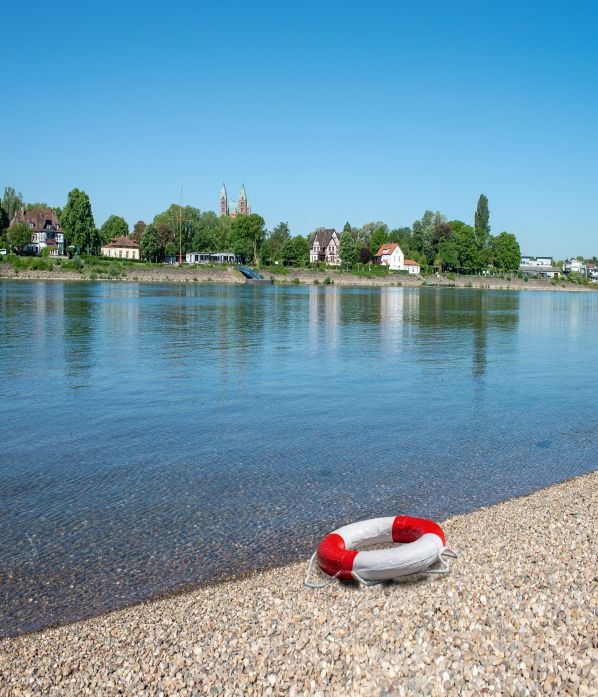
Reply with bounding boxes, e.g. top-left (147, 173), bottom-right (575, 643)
top-left (312, 229), bottom-right (337, 249)
top-left (10, 207), bottom-right (60, 231)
